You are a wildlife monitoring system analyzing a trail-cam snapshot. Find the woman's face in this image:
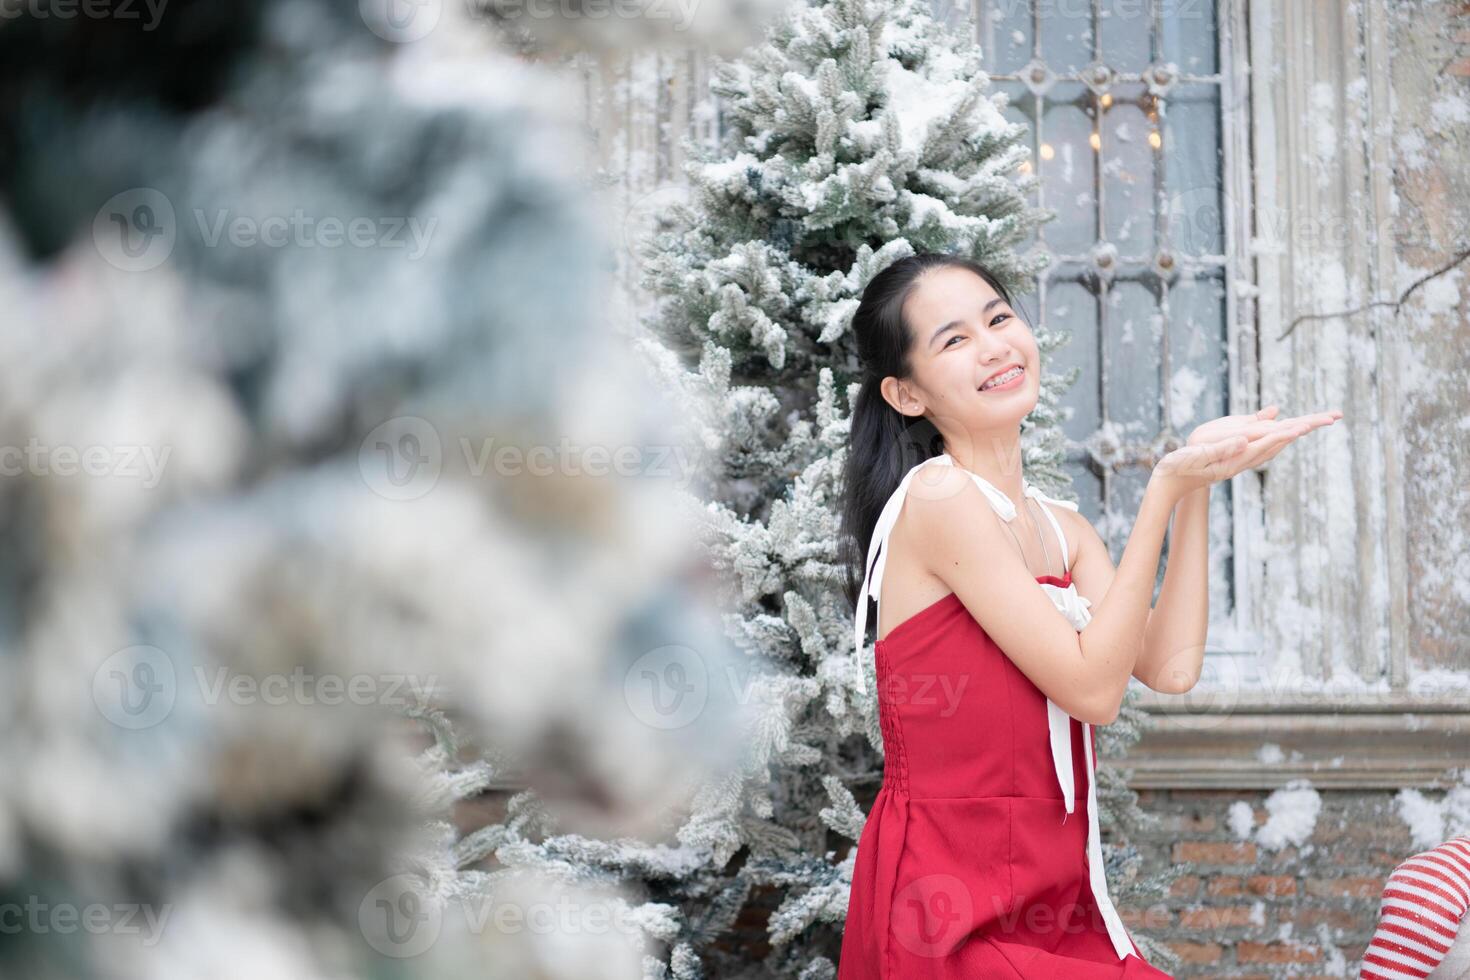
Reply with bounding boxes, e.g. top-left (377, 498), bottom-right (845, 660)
top-left (881, 265), bottom-right (1040, 431)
